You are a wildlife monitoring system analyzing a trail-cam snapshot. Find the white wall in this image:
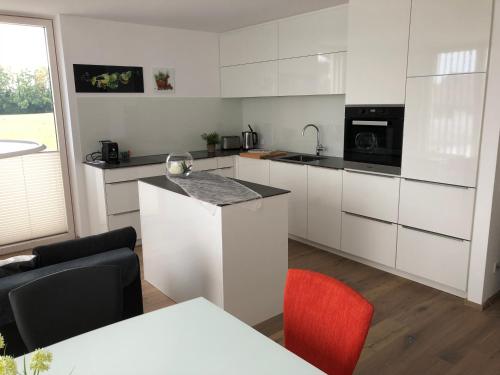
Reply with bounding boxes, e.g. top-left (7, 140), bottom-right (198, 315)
top-left (77, 97), bottom-right (241, 157)
top-left (469, 0), bottom-right (500, 304)
top-left (54, 15), bottom-right (235, 236)
top-left (241, 95), bottom-right (345, 156)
